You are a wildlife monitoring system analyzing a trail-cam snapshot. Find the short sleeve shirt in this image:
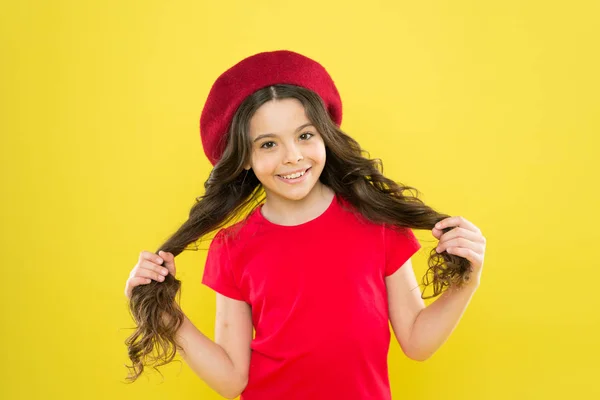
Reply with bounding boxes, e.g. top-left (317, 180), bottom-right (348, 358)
top-left (202, 194), bottom-right (421, 399)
